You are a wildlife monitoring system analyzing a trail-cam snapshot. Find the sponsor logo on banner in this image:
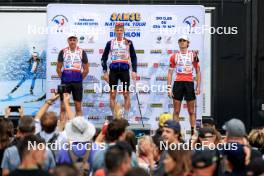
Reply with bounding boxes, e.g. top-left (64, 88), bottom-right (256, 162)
top-left (79, 36), bottom-right (85, 43)
top-left (168, 104), bottom-right (173, 109)
top-left (167, 50), bottom-right (177, 54)
top-left (137, 76), bottom-right (151, 81)
top-left (110, 32), bottom-right (140, 38)
top-left (135, 117), bottom-right (150, 122)
top-left (110, 13), bottom-right (141, 21)
top-left (150, 49), bottom-right (162, 54)
top-left (50, 15), bottom-right (68, 33)
top-left (183, 16), bottom-right (200, 33)
top-left (88, 116), bottom-right (100, 120)
top-left (83, 102), bottom-right (94, 107)
top-left (83, 49), bottom-right (94, 54)
top-left (135, 50), bottom-right (144, 54)
top-left (138, 90), bottom-right (151, 94)
top-left (156, 76), bottom-right (168, 81)
top-left (51, 62), bottom-right (57, 66)
top-left (99, 102), bottom-right (110, 108)
top-left (179, 116), bottom-right (185, 121)
top-left (137, 63), bottom-right (148, 67)
top-left (106, 13), bottom-right (146, 38)
top-left (89, 62), bottom-right (99, 67)
top-left (84, 89), bottom-right (96, 94)
top-left (84, 75), bottom-right (100, 83)
top-left (99, 49), bottom-right (104, 54)
top-left (51, 47), bottom-right (59, 54)
top-left (51, 75), bottom-right (60, 80)
top-left (153, 63), bottom-right (169, 68)
top-left (74, 18), bottom-right (99, 26)
top-left (150, 103), bottom-right (163, 108)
